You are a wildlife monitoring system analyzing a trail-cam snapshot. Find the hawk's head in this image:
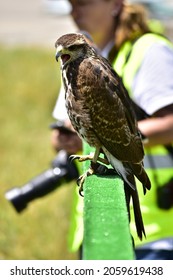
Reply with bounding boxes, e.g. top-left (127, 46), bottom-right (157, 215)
top-left (55, 33), bottom-right (94, 66)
